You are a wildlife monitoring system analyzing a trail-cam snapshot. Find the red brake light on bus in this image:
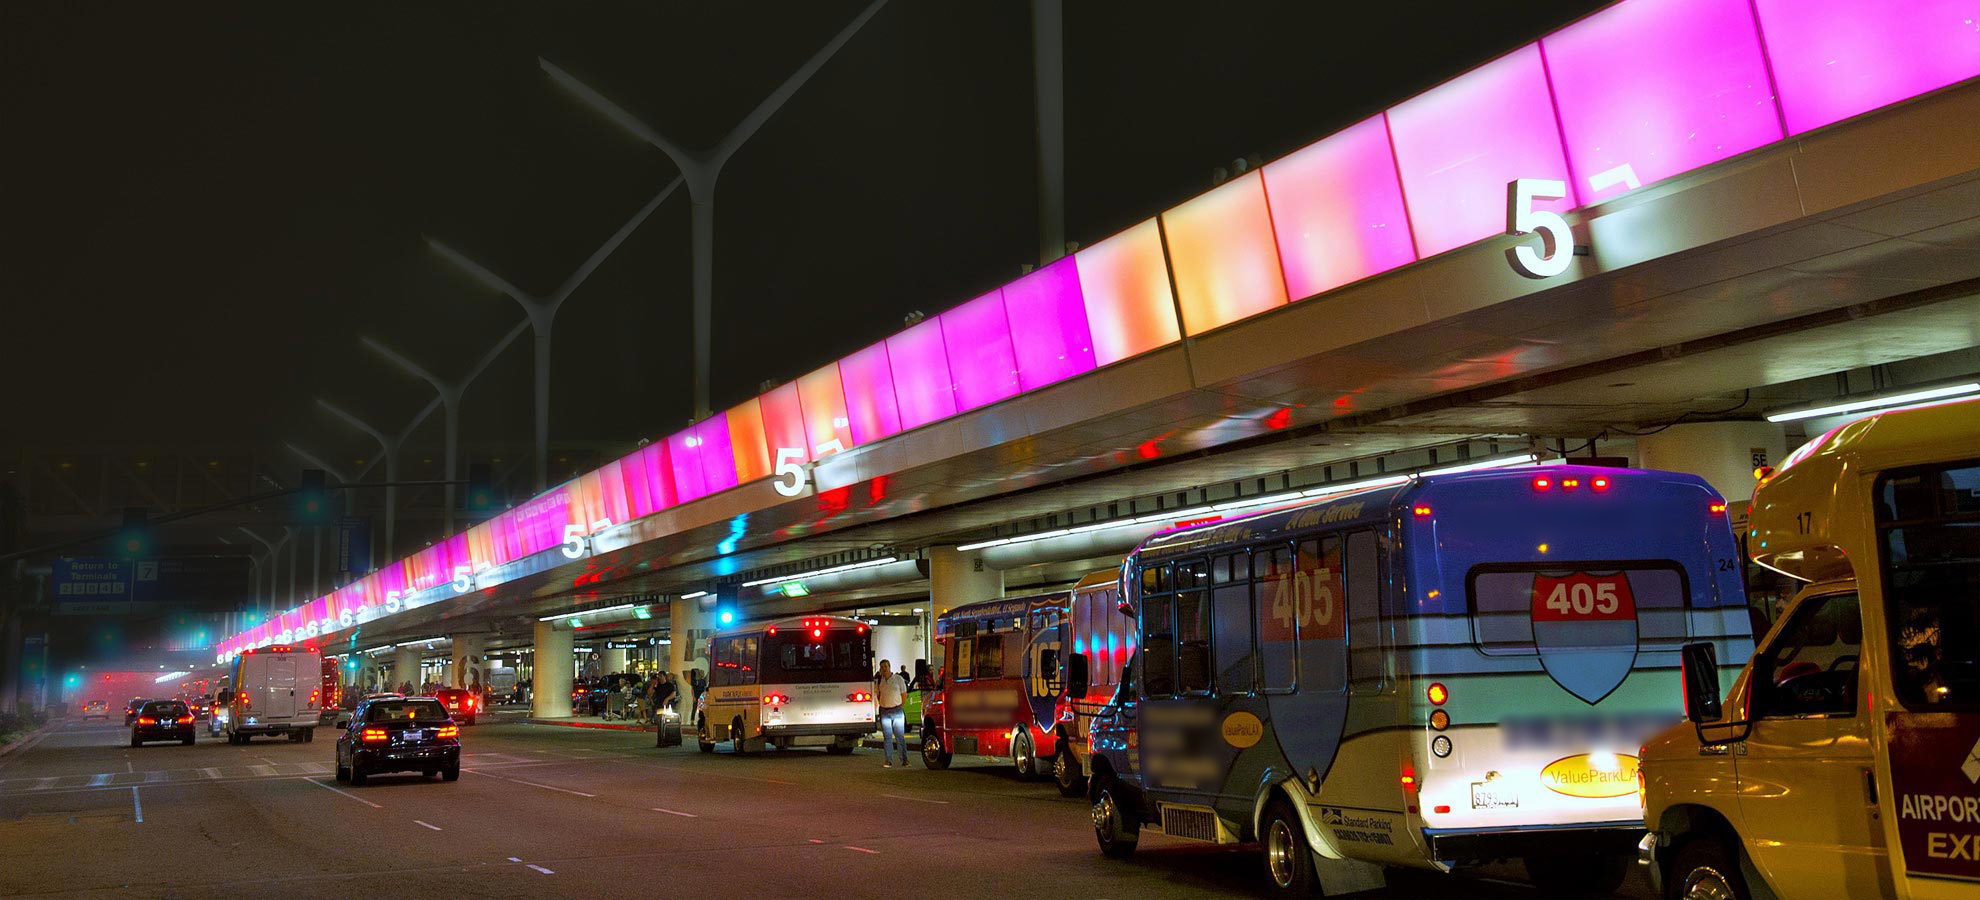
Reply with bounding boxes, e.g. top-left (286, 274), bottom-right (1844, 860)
top-left (847, 691), bottom-right (871, 702)
top-left (1426, 683), bottom-right (1448, 705)
top-left (812, 629), bottom-right (823, 639)
top-left (1532, 477), bottom-right (1551, 491)
top-left (1411, 506), bottom-right (1433, 518)
top-left (1591, 476), bottom-right (1611, 492)
top-left (766, 626), bottom-right (777, 636)
top-left (1400, 767), bottom-right (1418, 792)
top-left (1709, 502), bottom-right (1728, 516)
